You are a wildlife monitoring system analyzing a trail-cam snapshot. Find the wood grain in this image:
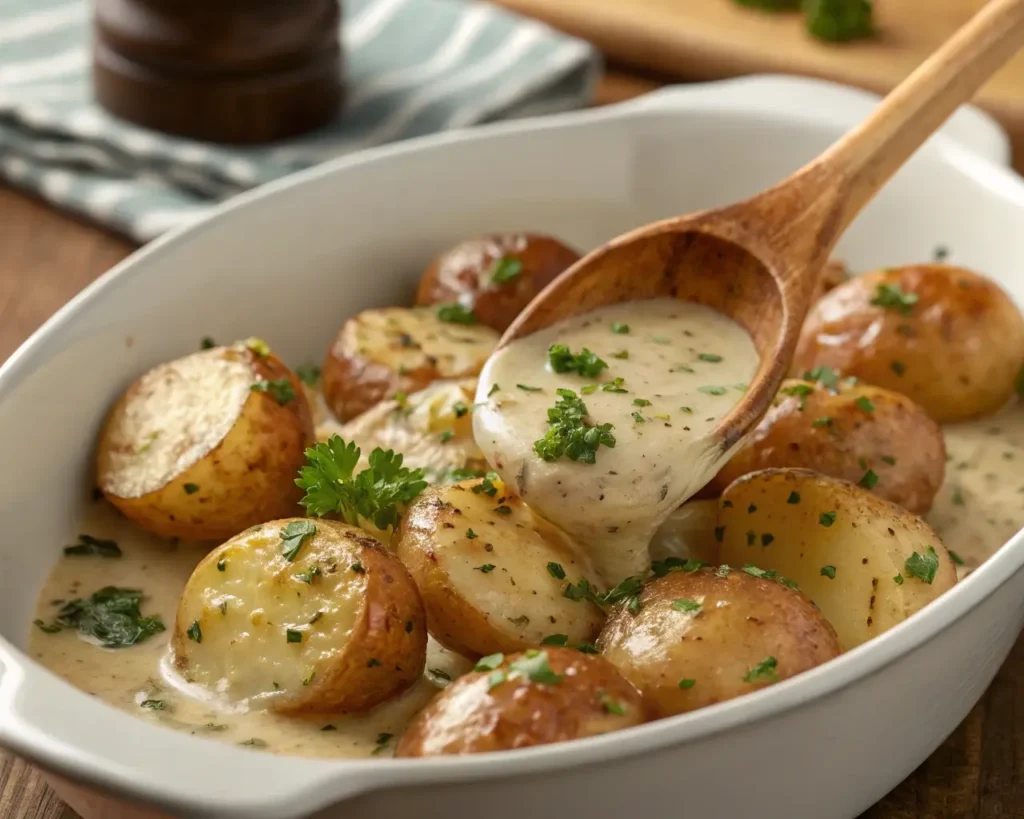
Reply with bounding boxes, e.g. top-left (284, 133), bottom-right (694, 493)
top-left (1, 69), bottom-right (1023, 818)
top-left (497, 0), bottom-right (1024, 158)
